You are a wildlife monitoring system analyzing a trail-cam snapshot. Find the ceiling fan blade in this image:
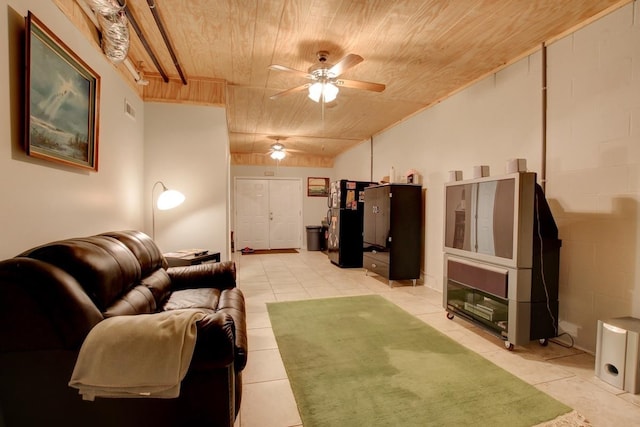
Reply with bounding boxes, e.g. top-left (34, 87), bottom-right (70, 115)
top-left (268, 64), bottom-right (313, 79)
top-left (336, 78), bottom-right (385, 92)
top-left (328, 54), bottom-right (363, 77)
top-left (270, 83), bottom-right (311, 100)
